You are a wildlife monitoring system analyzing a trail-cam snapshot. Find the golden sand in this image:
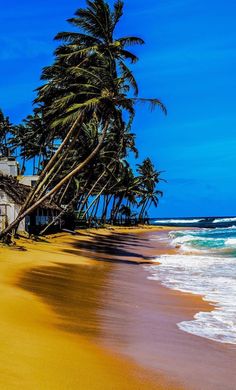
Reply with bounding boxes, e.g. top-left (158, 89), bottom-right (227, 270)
top-left (0, 227), bottom-right (183, 390)
top-left (0, 227), bottom-right (235, 390)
